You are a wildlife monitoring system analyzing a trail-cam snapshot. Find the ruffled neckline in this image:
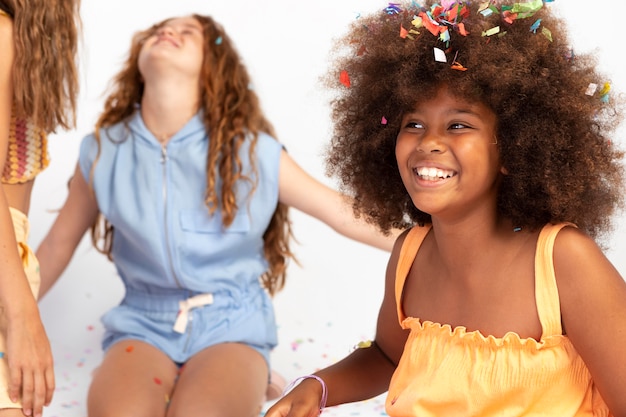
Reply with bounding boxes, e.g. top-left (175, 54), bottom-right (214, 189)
top-left (402, 317), bottom-right (568, 350)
